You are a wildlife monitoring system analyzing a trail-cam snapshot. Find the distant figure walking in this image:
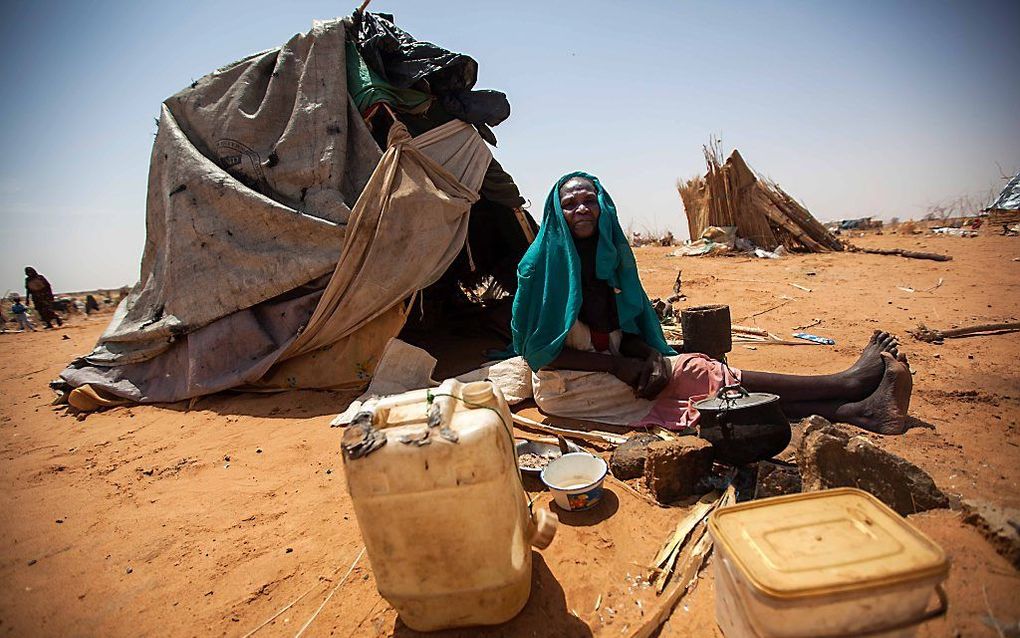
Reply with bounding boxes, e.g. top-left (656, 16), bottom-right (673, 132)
top-left (24, 267), bottom-right (63, 329)
top-left (9, 294), bottom-right (36, 332)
